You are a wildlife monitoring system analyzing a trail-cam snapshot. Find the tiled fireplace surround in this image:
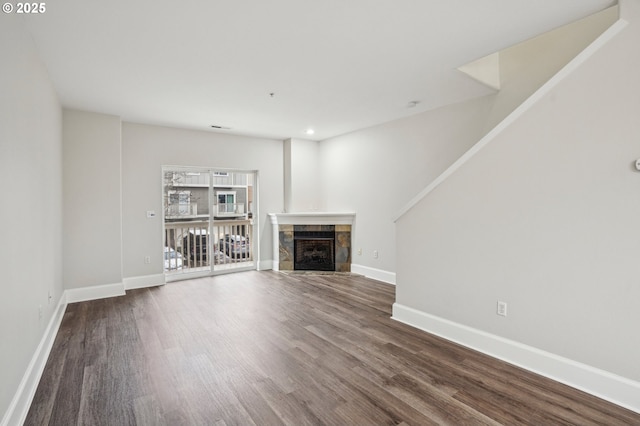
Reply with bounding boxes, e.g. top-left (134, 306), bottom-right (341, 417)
top-left (268, 213), bottom-right (355, 272)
